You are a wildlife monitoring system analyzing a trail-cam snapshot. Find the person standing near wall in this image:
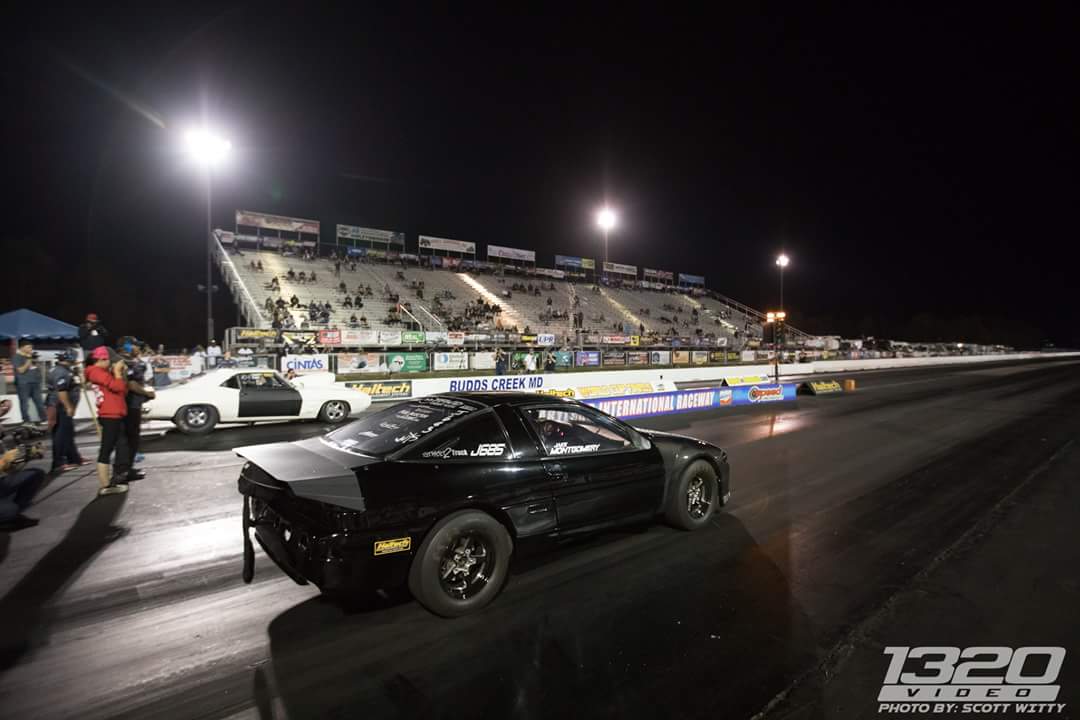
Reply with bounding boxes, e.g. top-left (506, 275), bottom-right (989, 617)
top-left (12, 340), bottom-right (46, 425)
top-left (45, 349), bottom-right (87, 472)
top-left (85, 347), bottom-right (129, 496)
